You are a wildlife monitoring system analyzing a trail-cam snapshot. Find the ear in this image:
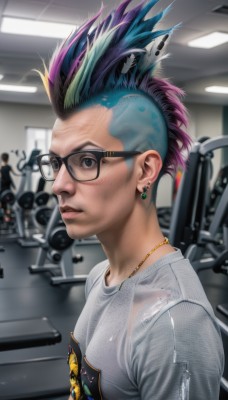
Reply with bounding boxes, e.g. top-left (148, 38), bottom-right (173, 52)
top-left (136, 150), bottom-right (163, 192)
